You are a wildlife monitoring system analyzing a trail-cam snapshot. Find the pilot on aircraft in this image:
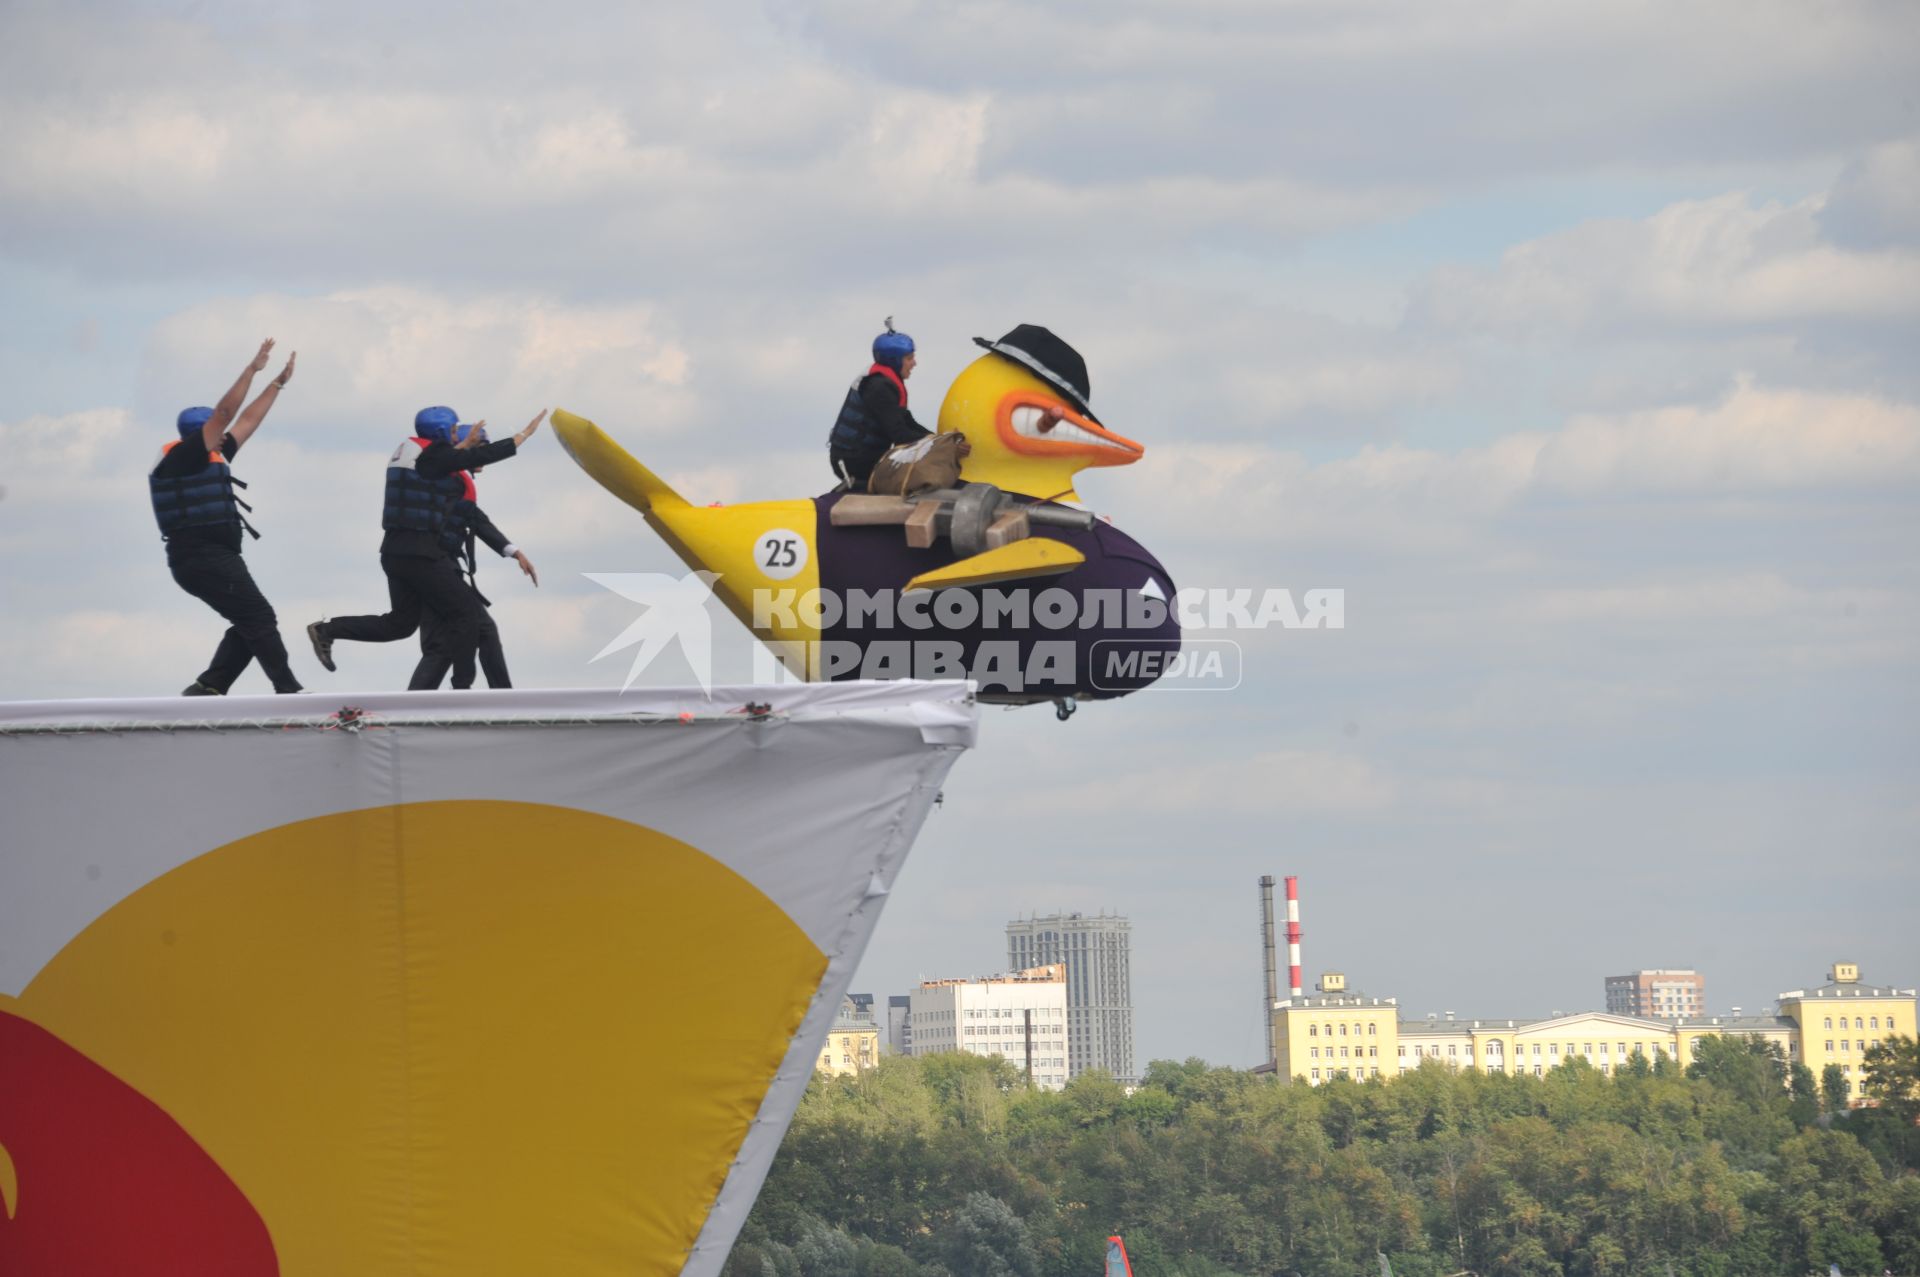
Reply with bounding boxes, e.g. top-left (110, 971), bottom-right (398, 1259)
top-left (827, 318), bottom-right (931, 490)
